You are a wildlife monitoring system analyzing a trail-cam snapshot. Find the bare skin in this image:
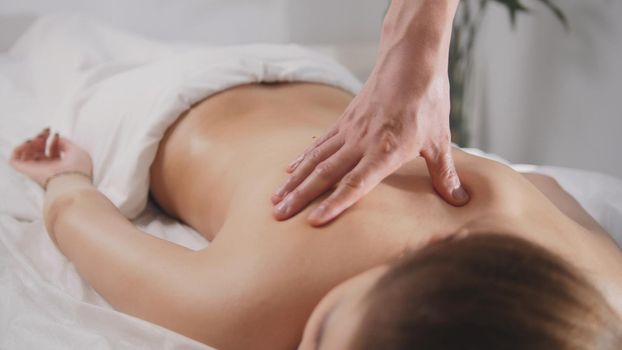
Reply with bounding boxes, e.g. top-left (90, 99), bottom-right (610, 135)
top-left (10, 83), bottom-right (622, 350)
top-left (273, 0), bottom-right (468, 226)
